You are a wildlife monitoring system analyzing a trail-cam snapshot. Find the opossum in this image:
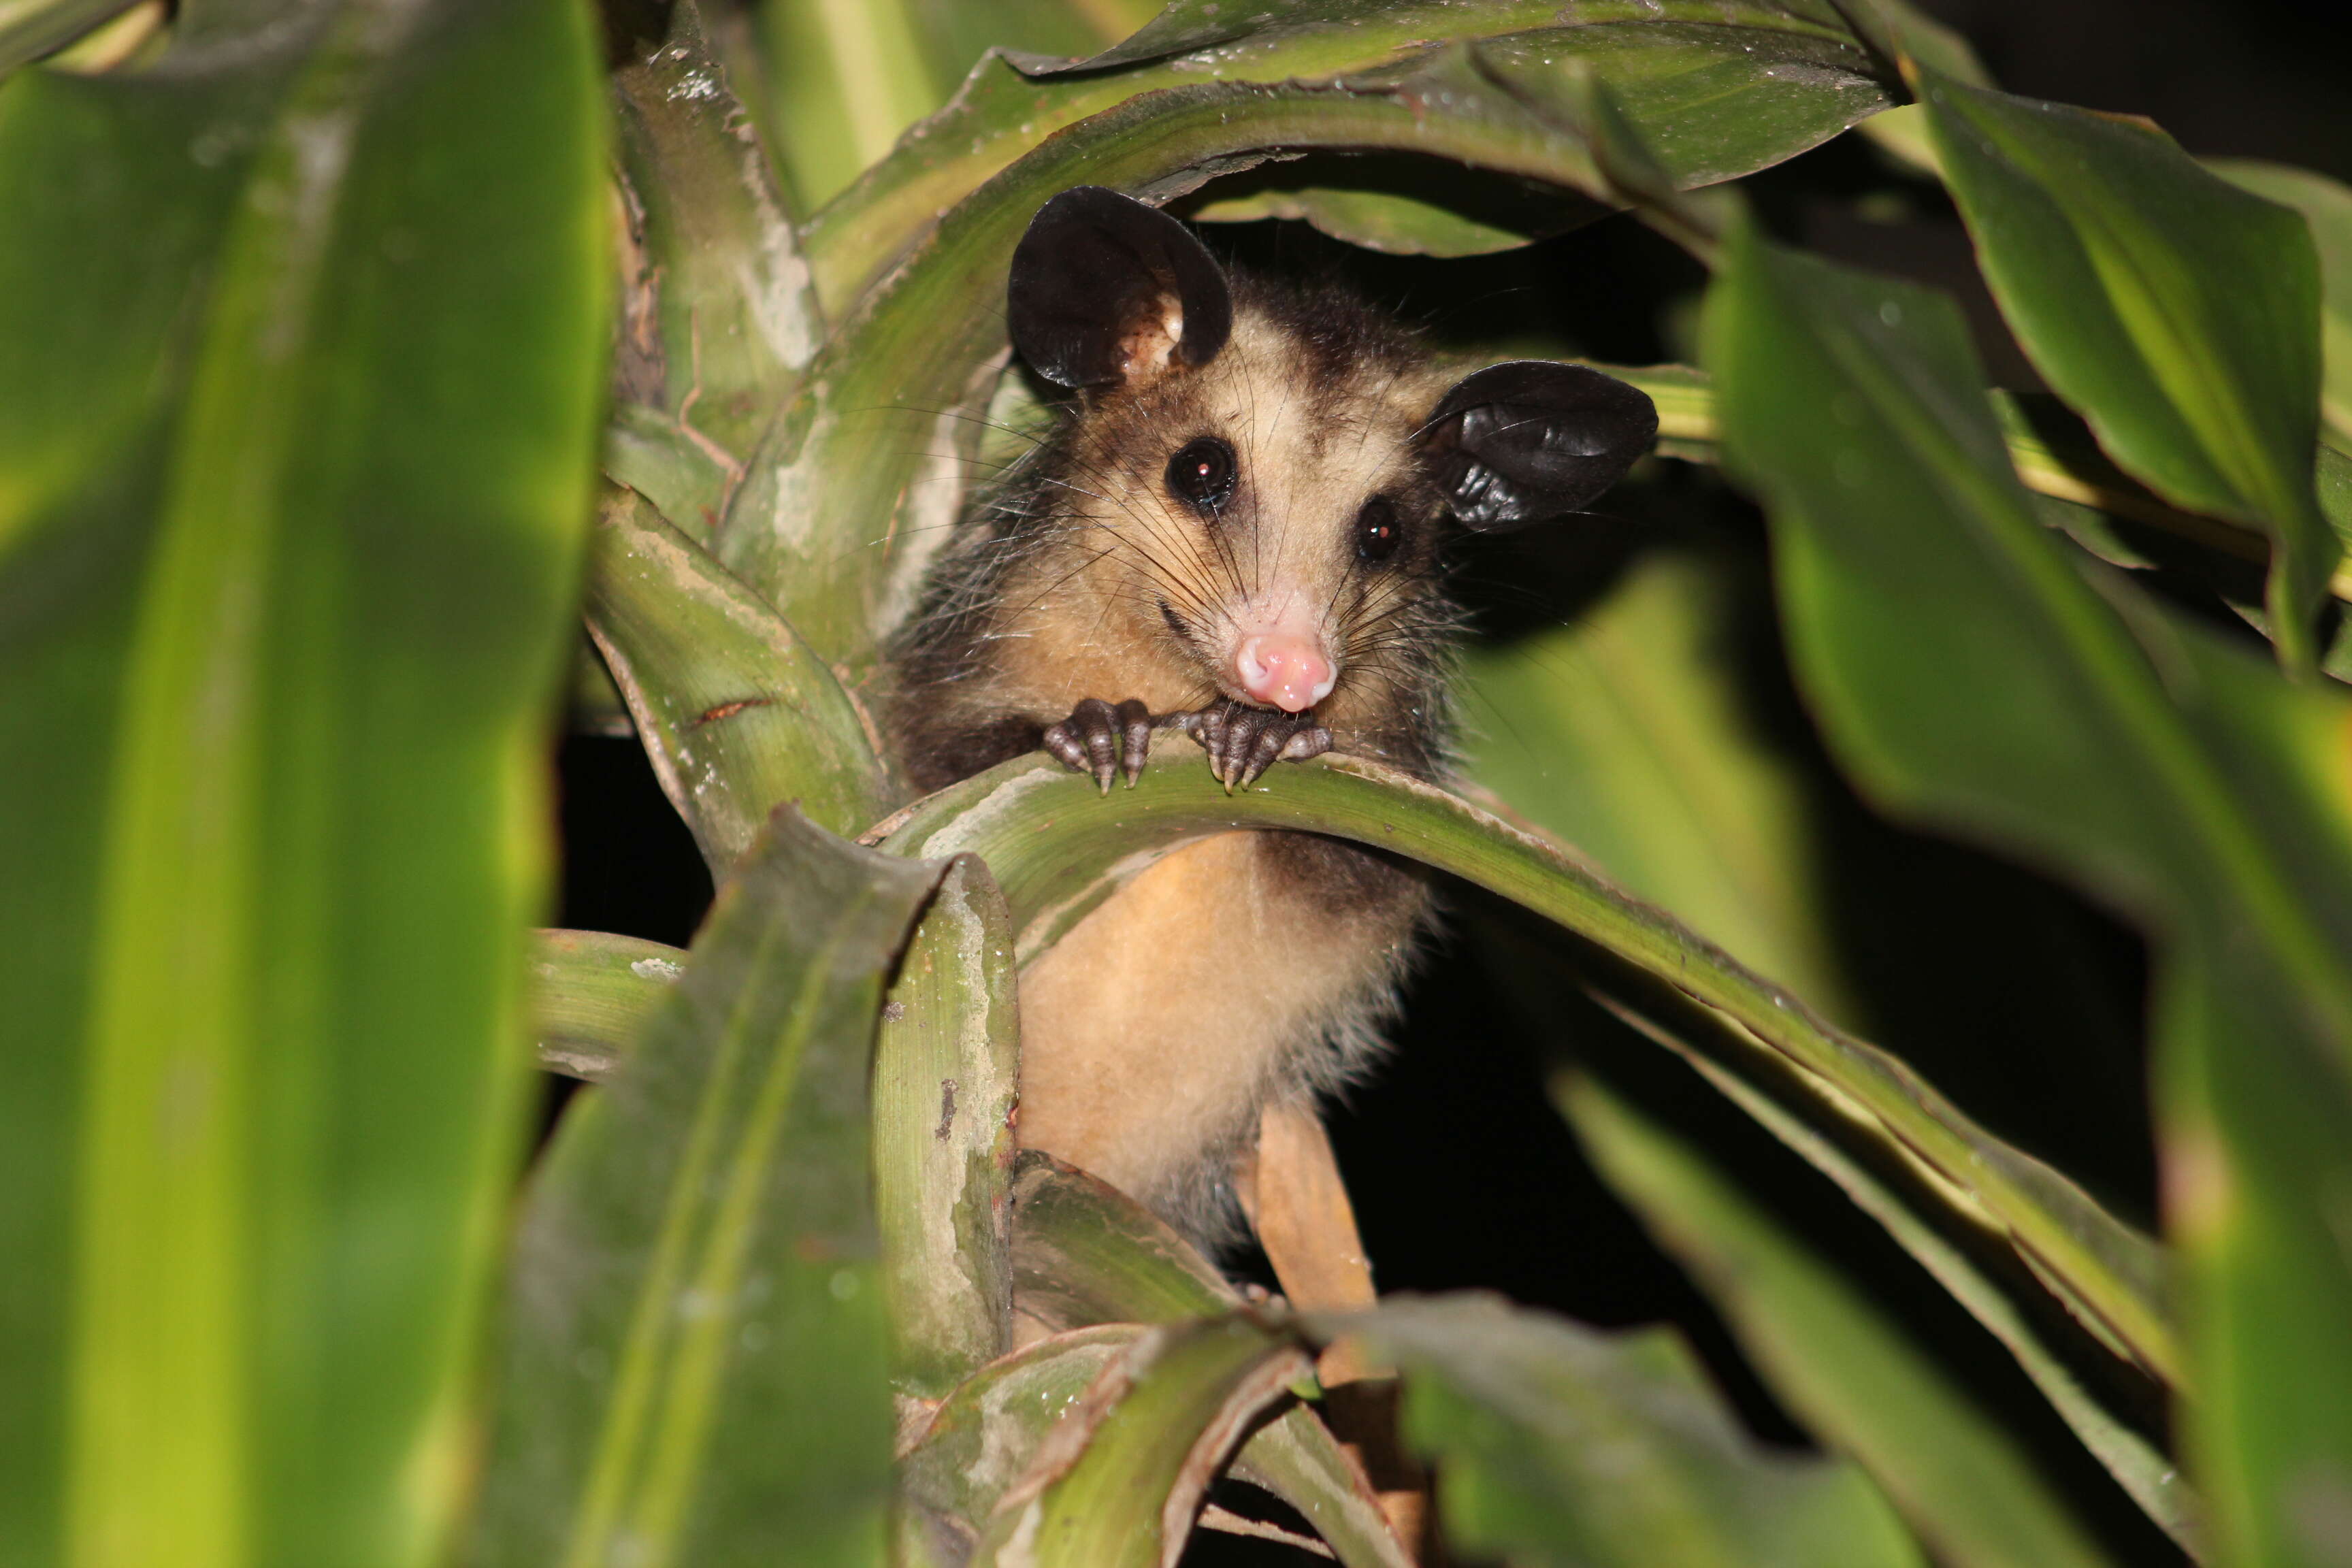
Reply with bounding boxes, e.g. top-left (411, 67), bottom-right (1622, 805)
top-left (887, 186), bottom-right (1656, 1245)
